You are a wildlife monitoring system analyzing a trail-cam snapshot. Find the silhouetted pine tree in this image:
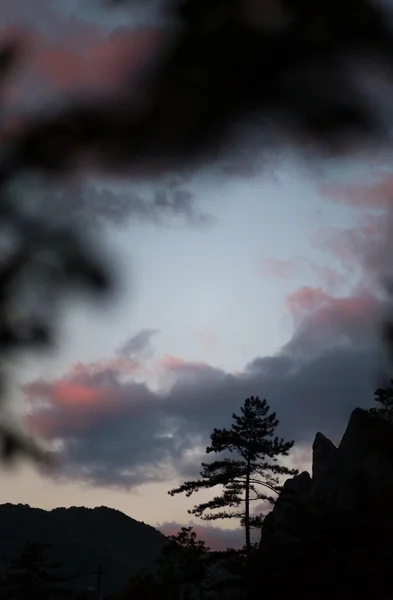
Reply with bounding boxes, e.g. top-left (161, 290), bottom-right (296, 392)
top-left (169, 396), bottom-right (297, 557)
top-left (369, 381), bottom-right (393, 424)
top-left (160, 527), bottom-right (209, 599)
